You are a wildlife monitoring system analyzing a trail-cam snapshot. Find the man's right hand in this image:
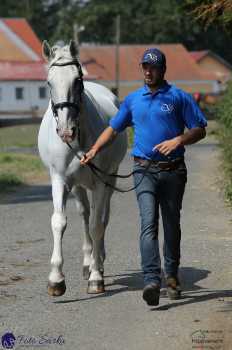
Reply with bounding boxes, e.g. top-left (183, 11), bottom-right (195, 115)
top-left (80, 148), bottom-right (98, 165)
top-left (80, 126), bottom-right (117, 165)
